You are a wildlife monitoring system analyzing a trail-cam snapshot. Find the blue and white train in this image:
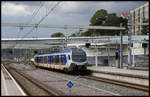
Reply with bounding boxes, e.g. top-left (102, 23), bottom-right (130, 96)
top-left (33, 48), bottom-right (87, 72)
